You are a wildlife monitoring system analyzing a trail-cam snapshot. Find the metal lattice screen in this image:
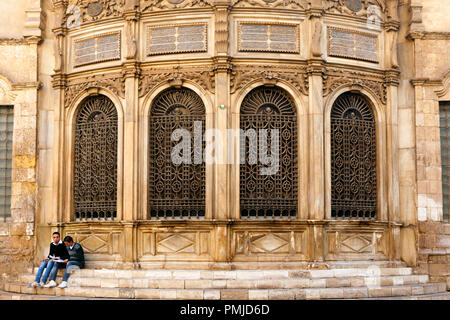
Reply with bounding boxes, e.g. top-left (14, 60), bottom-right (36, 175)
top-left (439, 101), bottom-right (450, 222)
top-left (331, 92), bottom-right (377, 219)
top-left (240, 86), bottom-right (298, 219)
top-left (73, 95), bottom-right (118, 221)
top-left (148, 88), bottom-right (206, 219)
top-left (0, 106), bottom-right (13, 222)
